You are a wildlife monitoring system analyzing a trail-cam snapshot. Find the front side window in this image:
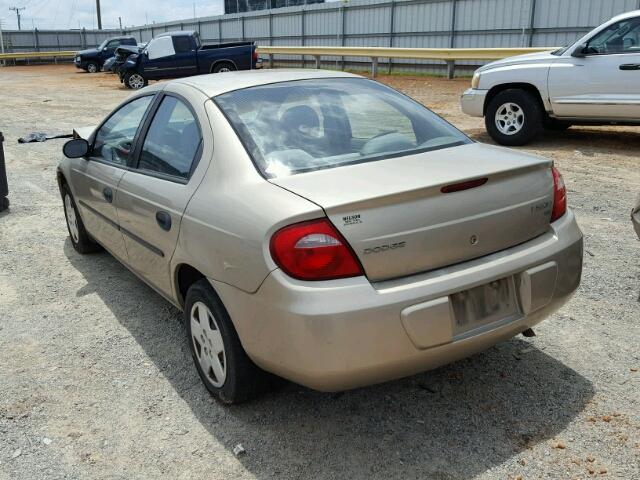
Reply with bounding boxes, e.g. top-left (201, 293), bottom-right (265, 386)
top-left (147, 36), bottom-right (176, 60)
top-left (92, 96), bottom-right (153, 166)
top-left (105, 40), bottom-right (120, 49)
top-left (215, 78), bottom-right (469, 178)
top-left (587, 17), bottom-right (640, 54)
top-left (138, 96), bottom-right (202, 179)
